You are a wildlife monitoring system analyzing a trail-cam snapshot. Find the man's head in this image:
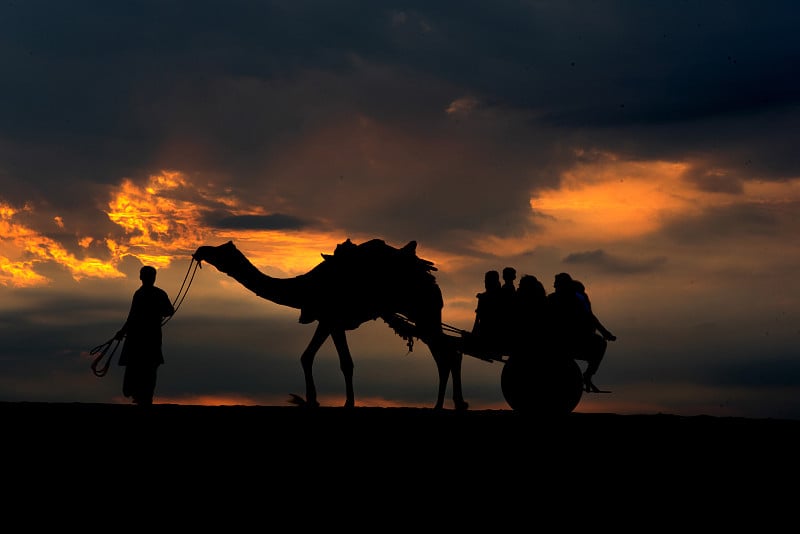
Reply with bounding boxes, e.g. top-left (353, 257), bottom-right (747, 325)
top-left (502, 267), bottom-right (516, 283)
top-left (554, 272), bottom-right (573, 290)
top-left (519, 274), bottom-right (542, 292)
top-left (484, 270), bottom-right (501, 290)
top-left (139, 265), bottom-right (157, 286)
